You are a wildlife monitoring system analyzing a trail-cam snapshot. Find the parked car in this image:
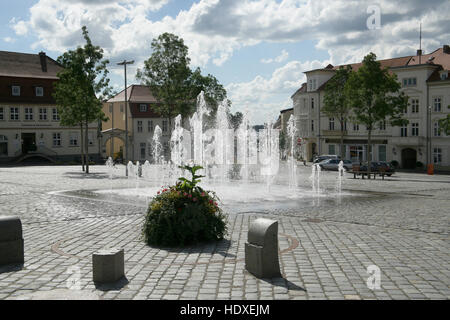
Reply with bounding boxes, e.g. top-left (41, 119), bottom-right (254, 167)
top-left (313, 154), bottom-right (341, 164)
top-left (319, 159), bottom-right (352, 171)
top-left (359, 161), bottom-right (395, 176)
